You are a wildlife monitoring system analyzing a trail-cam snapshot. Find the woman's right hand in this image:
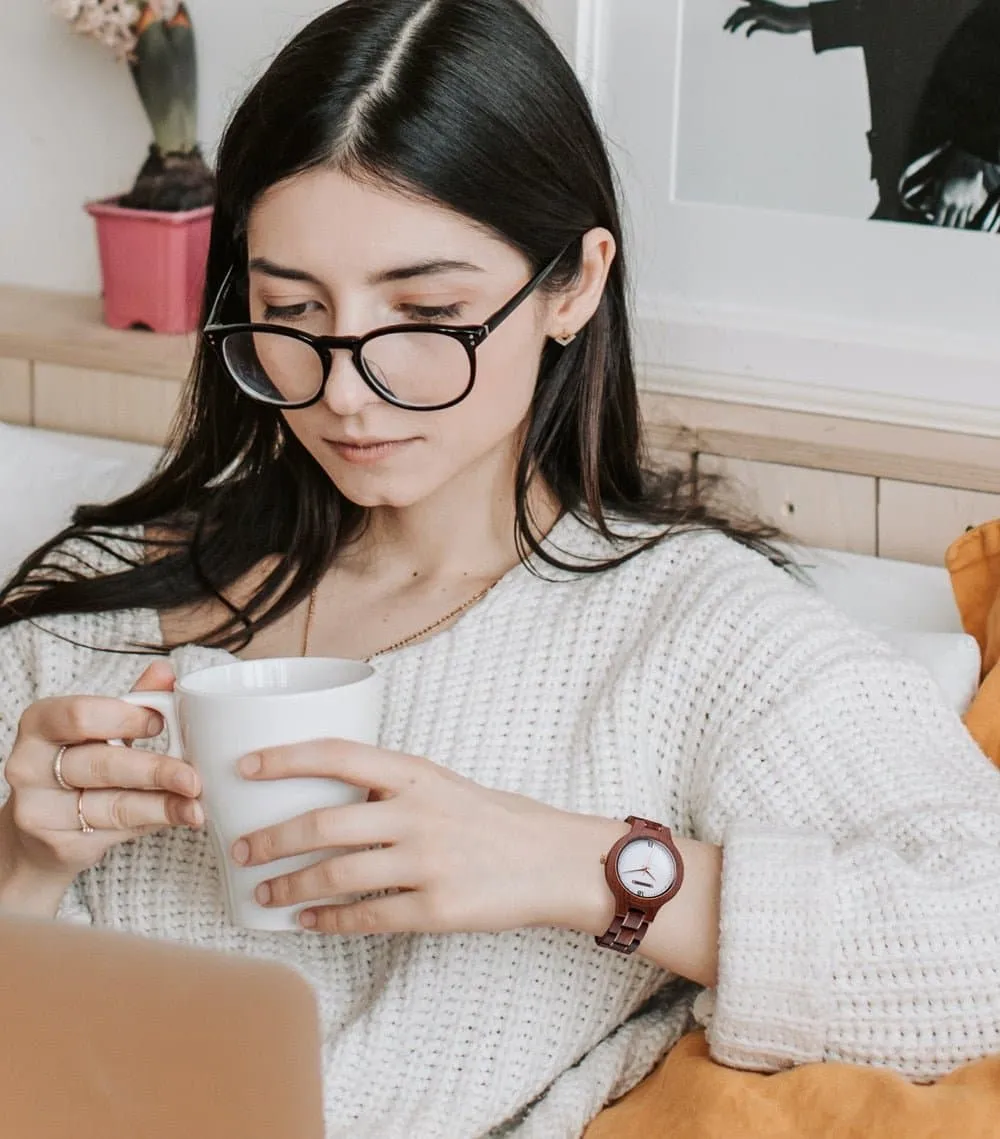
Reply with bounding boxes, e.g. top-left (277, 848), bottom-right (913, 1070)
top-left (1, 661), bottom-right (203, 886)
